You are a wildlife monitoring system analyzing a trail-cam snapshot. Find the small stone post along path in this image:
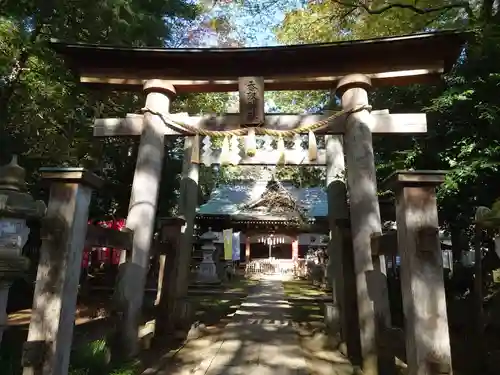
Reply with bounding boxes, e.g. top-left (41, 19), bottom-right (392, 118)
top-left (146, 275), bottom-right (312, 375)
